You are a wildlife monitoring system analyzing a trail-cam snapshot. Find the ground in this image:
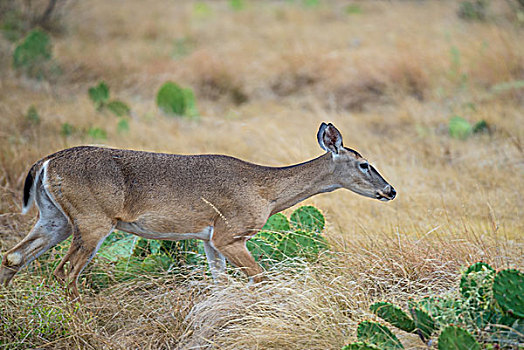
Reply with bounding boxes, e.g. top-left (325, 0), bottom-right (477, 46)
top-left (0, 1), bottom-right (522, 349)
